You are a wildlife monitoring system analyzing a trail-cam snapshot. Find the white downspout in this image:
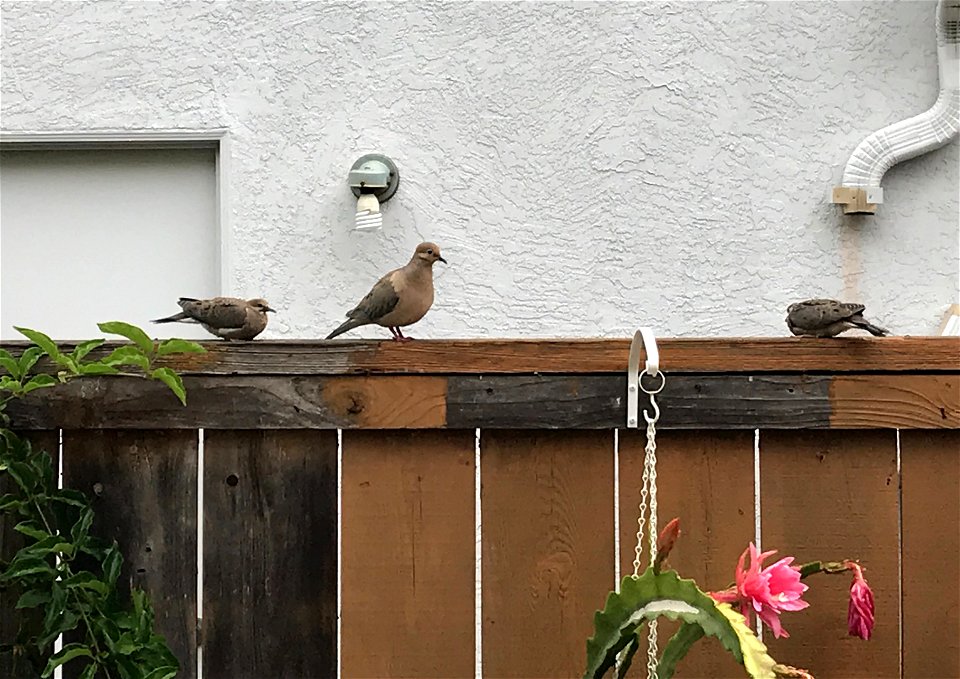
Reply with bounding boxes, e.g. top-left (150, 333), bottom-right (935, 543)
top-left (832, 0), bottom-right (960, 214)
